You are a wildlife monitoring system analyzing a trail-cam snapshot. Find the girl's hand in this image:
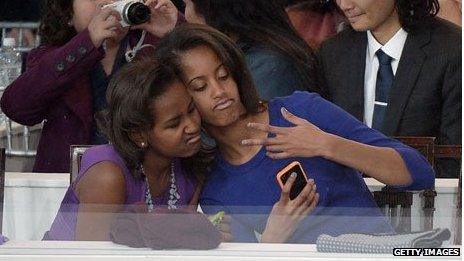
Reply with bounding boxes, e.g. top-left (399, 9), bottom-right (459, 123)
top-left (208, 211), bottom-right (233, 242)
top-left (217, 214), bottom-right (233, 242)
top-left (132, 0), bottom-right (178, 38)
top-left (88, 7), bottom-right (125, 48)
top-left (261, 173), bottom-right (319, 243)
top-left (242, 107), bottom-right (330, 160)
